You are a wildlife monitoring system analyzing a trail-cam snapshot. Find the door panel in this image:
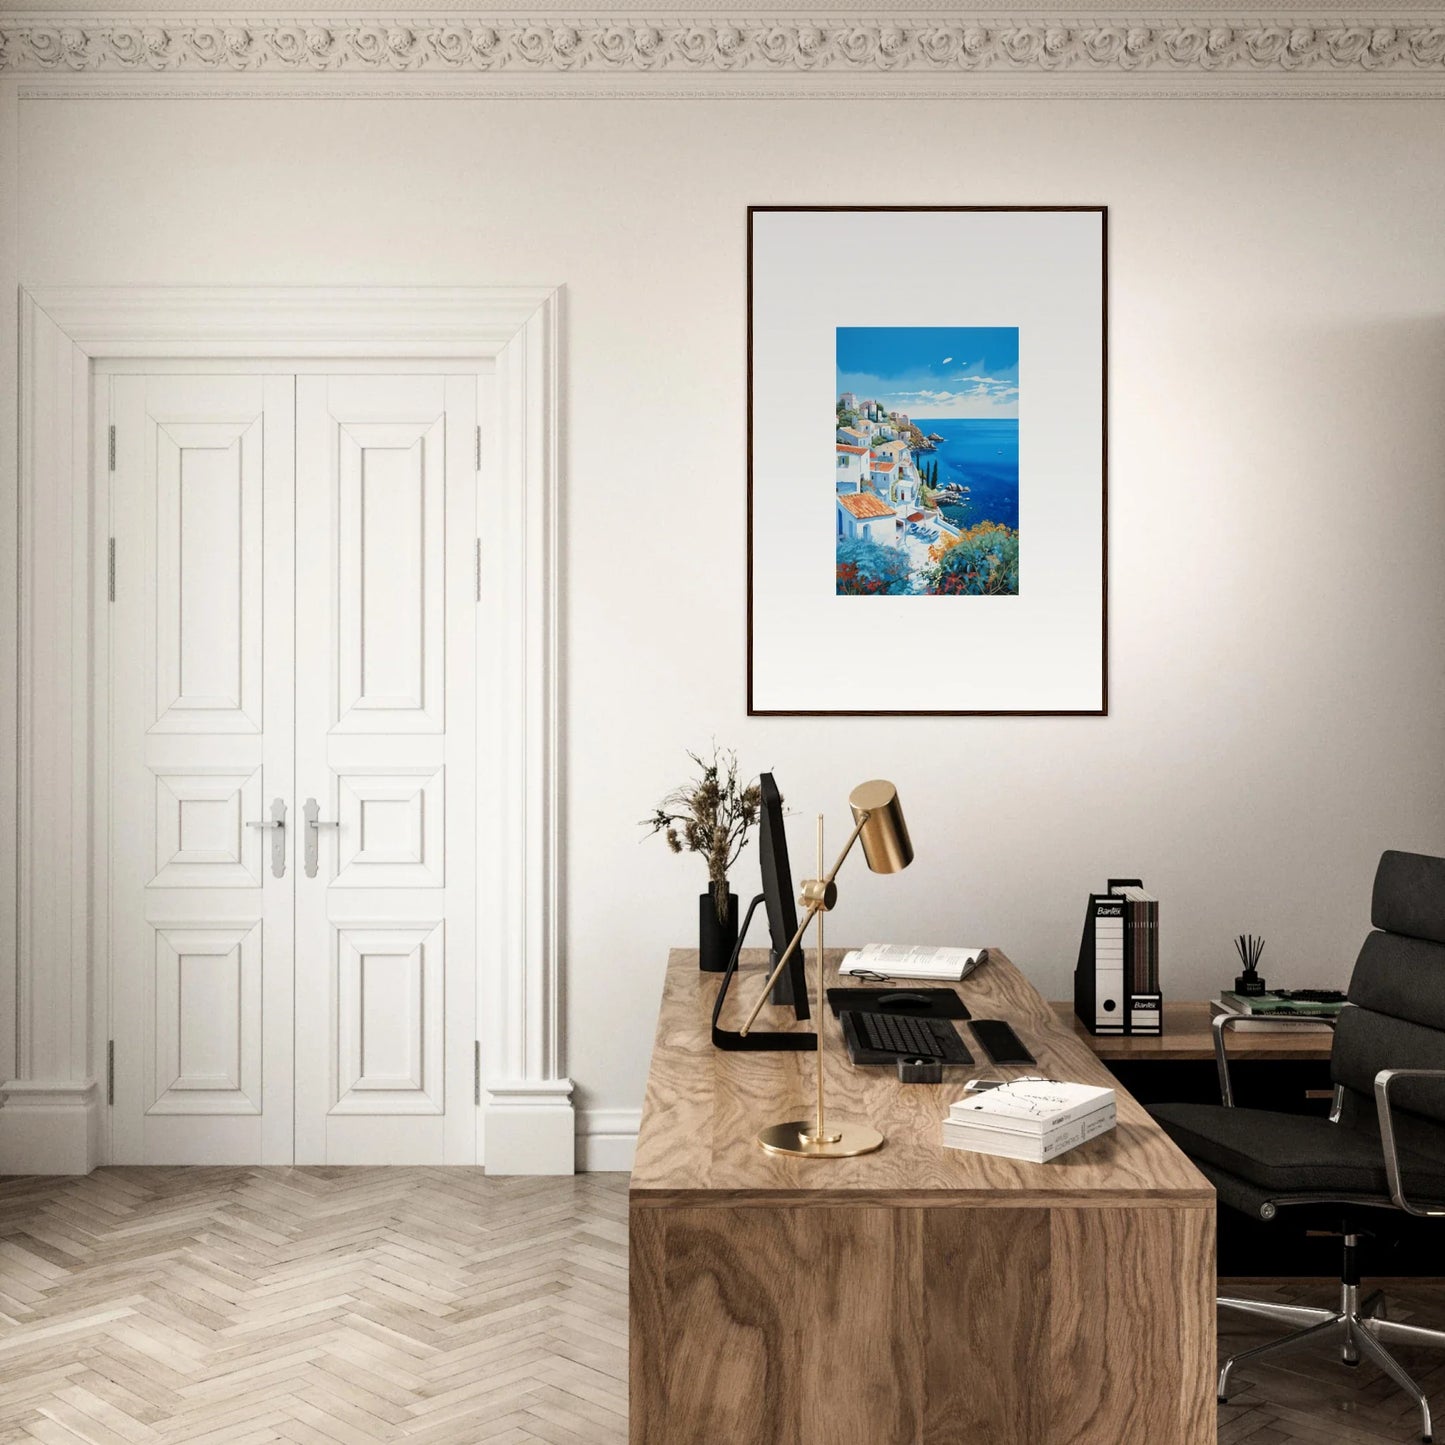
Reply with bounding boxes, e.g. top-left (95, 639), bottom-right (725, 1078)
top-left (335, 418), bottom-right (445, 732)
top-left (152, 422), bottom-right (264, 732)
top-left (109, 374), bottom-right (295, 1164)
top-left (294, 375), bottom-right (477, 1165)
